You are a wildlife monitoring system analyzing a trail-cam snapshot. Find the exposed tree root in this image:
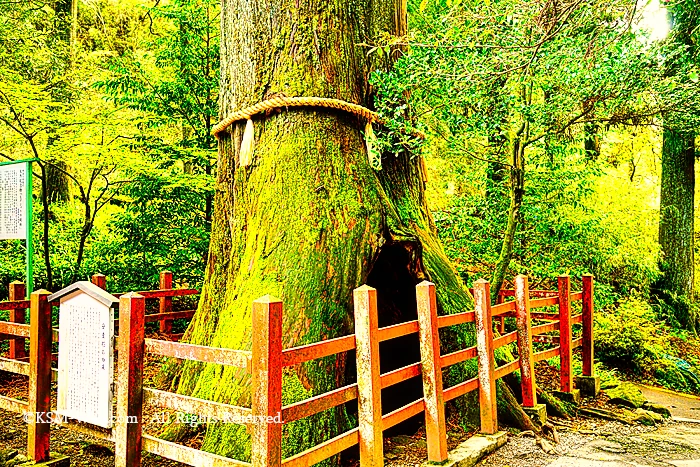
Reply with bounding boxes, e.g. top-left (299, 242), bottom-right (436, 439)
top-left (496, 380), bottom-right (563, 454)
top-left (542, 422), bottom-right (560, 443)
top-left (497, 379), bottom-right (541, 434)
top-left (538, 389), bottom-right (577, 419)
top-left (537, 436), bottom-right (557, 454)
